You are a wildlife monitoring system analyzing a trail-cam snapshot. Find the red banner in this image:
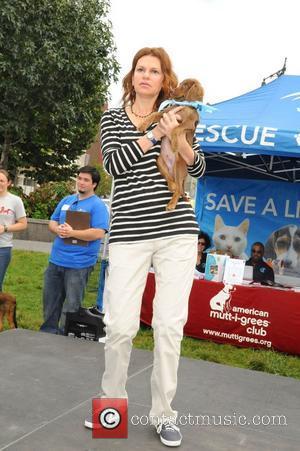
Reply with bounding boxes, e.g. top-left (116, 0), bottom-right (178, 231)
top-left (141, 273), bottom-right (300, 355)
